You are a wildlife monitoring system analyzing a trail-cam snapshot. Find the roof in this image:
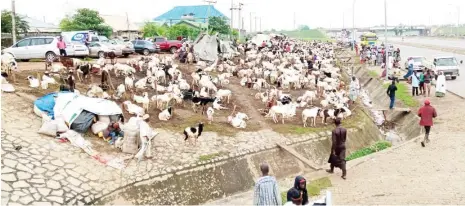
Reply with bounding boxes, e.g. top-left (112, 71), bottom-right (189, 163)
top-left (21, 16), bottom-right (61, 33)
top-left (153, 5), bottom-right (228, 24)
top-left (176, 20), bottom-right (207, 29)
top-left (101, 15), bottom-right (140, 32)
